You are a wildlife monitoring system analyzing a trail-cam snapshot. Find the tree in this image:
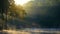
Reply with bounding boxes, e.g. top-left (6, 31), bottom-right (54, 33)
top-left (0, 0), bottom-right (10, 30)
top-left (0, 0), bottom-right (9, 17)
top-left (6, 0), bottom-right (28, 29)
